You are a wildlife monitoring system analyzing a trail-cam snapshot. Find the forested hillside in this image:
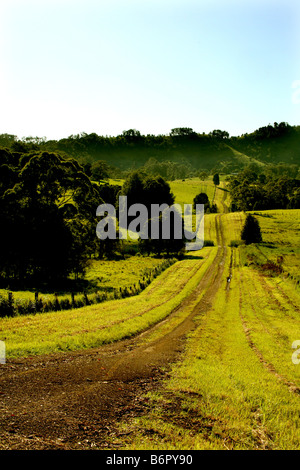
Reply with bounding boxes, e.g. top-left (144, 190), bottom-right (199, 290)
top-left (0, 122), bottom-right (299, 178)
